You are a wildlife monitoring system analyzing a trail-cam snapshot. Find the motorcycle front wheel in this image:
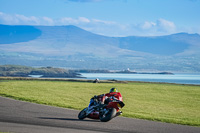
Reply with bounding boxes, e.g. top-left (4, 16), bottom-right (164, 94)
top-left (78, 107), bottom-right (87, 120)
top-left (99, 108), bottom-right (116, 122)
